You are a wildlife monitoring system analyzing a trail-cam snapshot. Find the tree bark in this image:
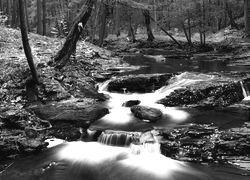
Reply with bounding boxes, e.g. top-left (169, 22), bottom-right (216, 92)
top-left (7, 0), bottom-right (12, 26)
top-left (42, 0), bottom-right (46, 35)
top-left (115, 1), bottom-right (120, 37)
top-left (244, 0), bottom-right (250, 36)
top-left (98, 0), bottom-right (108, 46)
top-left (19, 0), bottom-right (39, 84)
top-left (24, 0), bottom-right (30, 32)
top-left (12, 0), bottom-right (19, 28)
top-left (54, 0), bottom-right (95, 68)
top-left (37, 0), bottom-right (43, 34)
top-left (142, 10), bottom-right (154, 42)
